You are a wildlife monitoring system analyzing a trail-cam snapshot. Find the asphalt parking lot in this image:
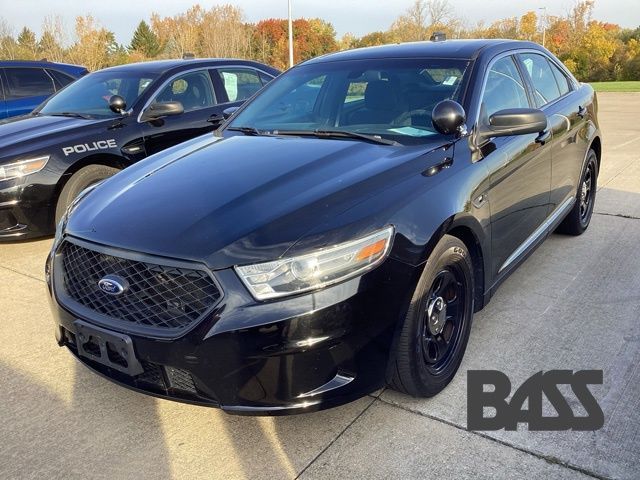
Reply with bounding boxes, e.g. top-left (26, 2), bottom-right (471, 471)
top-left (1, 92), bottom-right (639, 480)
